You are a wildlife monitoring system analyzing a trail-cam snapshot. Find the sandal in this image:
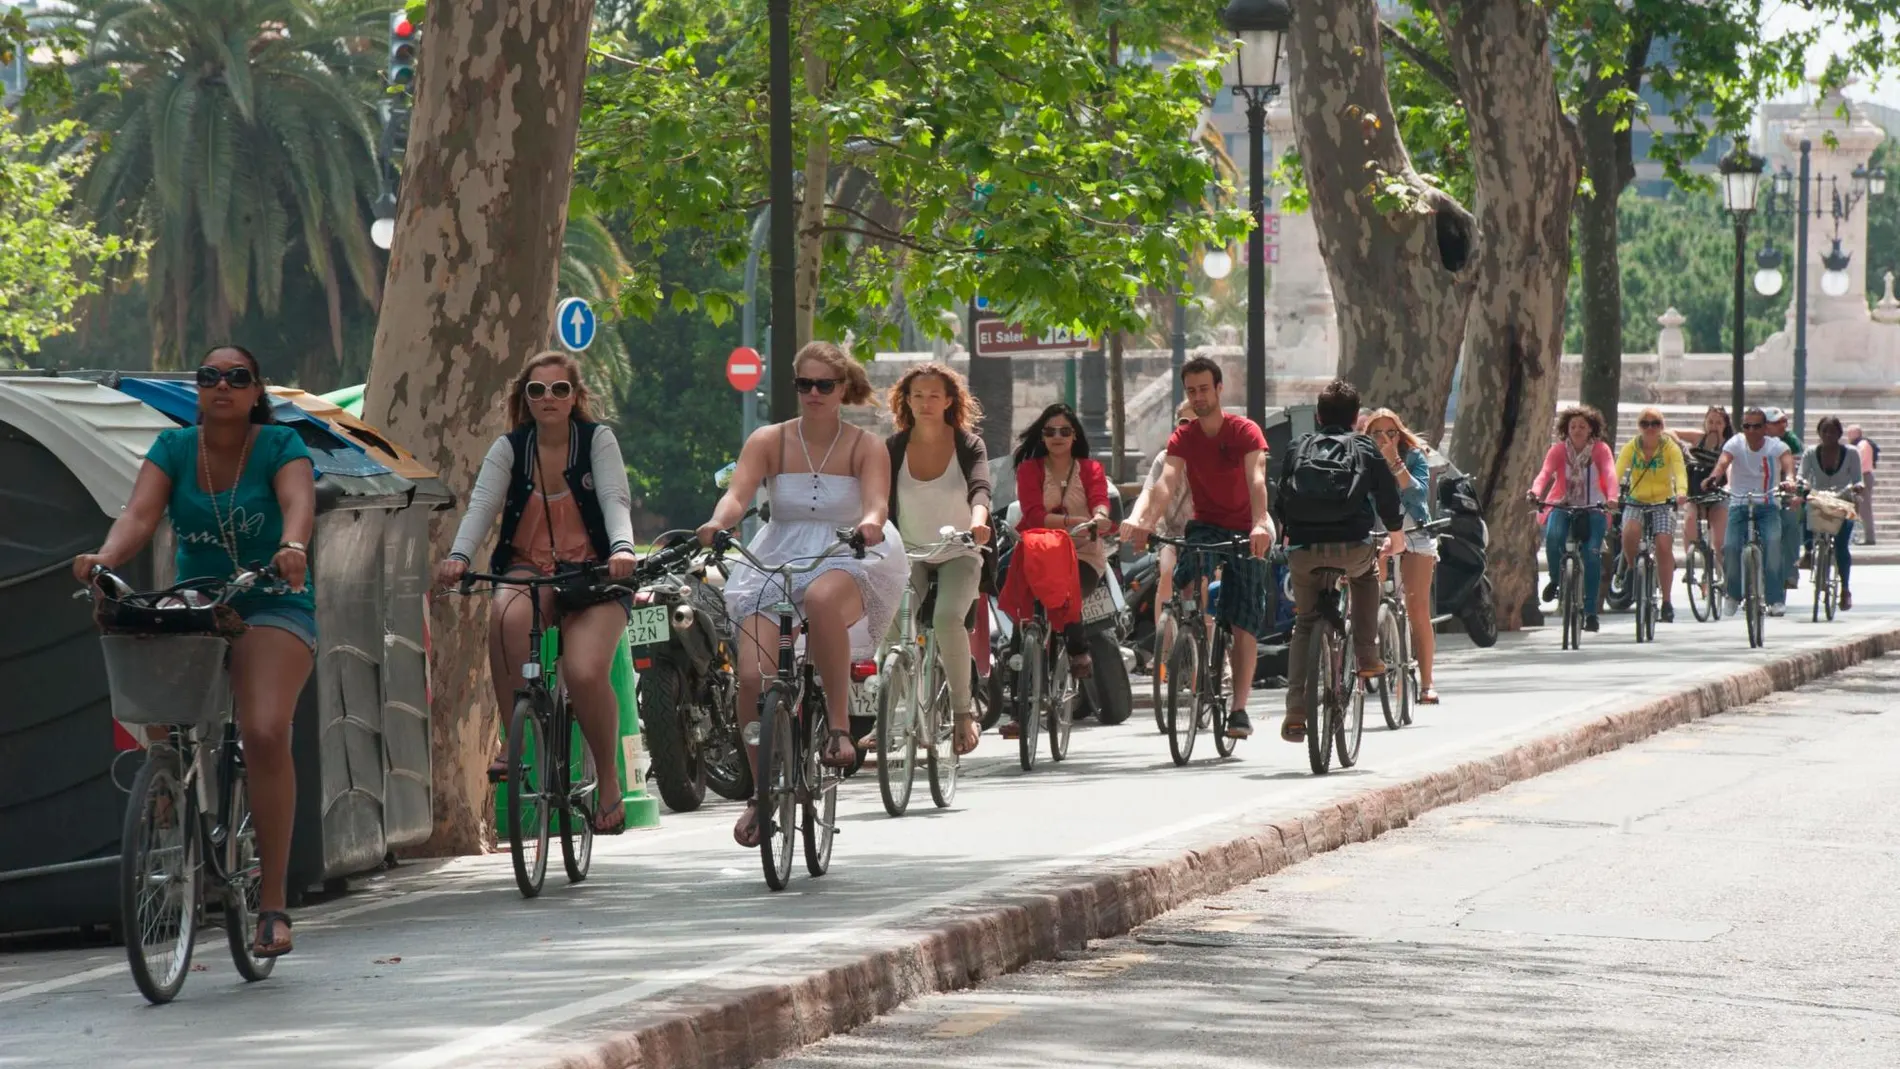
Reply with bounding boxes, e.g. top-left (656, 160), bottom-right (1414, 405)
top-left (252, 910), bottom-right (294, 959)
top-left (733, 800), bottom-right (762, 848)
top-left (820, 729), bottom-right (857, 769)
top-left (592, 795), bottom-right (627, 836)
top-left (999, 719), bottom-right (1020, 739)
top-left (1418, 688), bottom-right (1440, 705)
top-left (1280, 716), bottom-right (1307, 743)
top-left (953, 713), bottom-right (979, 755)
top-left (1069, 651), bottom-right (1094, 680)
